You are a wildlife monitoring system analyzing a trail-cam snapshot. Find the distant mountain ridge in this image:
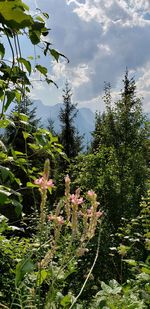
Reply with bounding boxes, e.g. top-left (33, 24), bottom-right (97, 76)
top-left (33, 100), bottom-right (95, 145)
